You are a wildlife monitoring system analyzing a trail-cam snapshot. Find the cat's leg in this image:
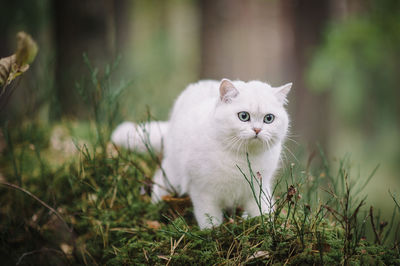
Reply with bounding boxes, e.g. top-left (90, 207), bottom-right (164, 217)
top-left (151, 169), bottom-right (170, 203)
top-left (243, 198), bottom-right (262, 218)
top-left (191, 192), bottom-right (223, 229)
top-left (243, 193), bottom-right (272, 218)
top-left (261, 183), bottom-right (275, 212)
top-left (151, 158), bottom-right (182, 203)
